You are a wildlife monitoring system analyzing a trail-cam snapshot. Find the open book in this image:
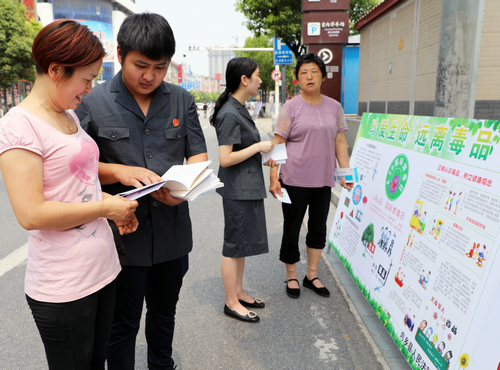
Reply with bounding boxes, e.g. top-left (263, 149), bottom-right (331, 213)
top-left (119, 160), bottom-right (223, 201)
top-left (163, 160), bottom-right (223, 201)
